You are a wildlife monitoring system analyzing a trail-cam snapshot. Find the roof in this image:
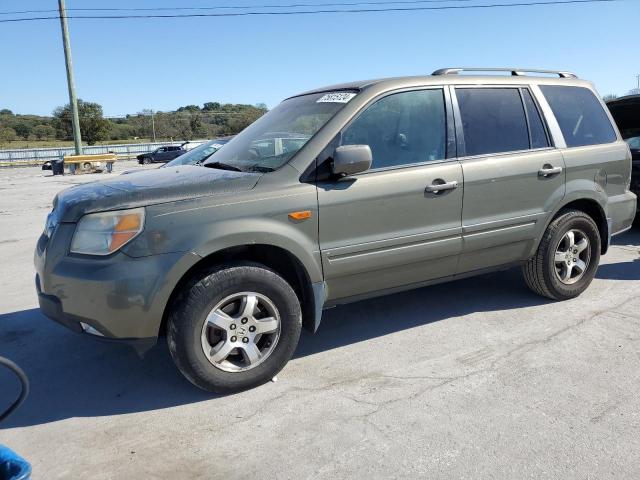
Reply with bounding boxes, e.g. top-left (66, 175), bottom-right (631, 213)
top-left (289, 70), bottom-right (590, 99)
